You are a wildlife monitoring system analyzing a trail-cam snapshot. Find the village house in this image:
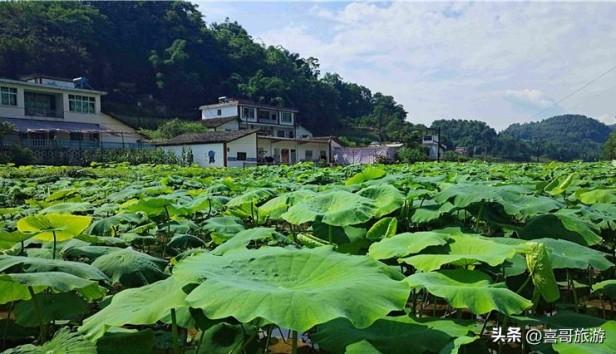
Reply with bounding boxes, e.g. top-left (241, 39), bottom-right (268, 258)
top-left (158, 97), bottom-right (340, 167)
top-left (0, 75), bottom-right (142, 151)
